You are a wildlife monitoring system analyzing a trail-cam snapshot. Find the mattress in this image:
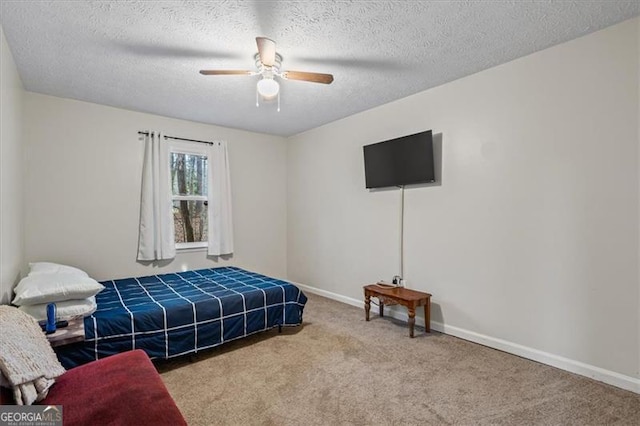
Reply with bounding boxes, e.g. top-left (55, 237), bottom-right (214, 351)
top-left (55, 267), bottom-right (307, 368)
